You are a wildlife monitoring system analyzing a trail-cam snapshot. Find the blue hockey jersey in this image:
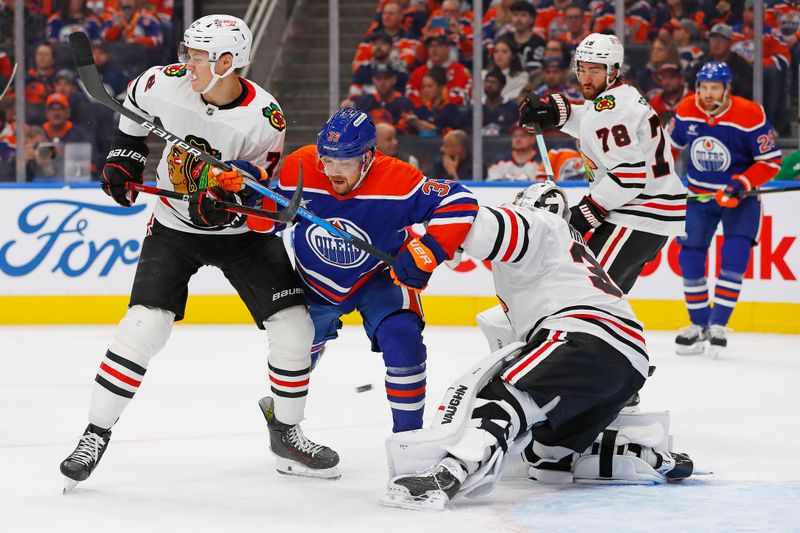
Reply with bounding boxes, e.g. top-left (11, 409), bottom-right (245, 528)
top-left (668, 95), bottom-right (782, 194)
top-left (275, 146), bottom-right (478, 304)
